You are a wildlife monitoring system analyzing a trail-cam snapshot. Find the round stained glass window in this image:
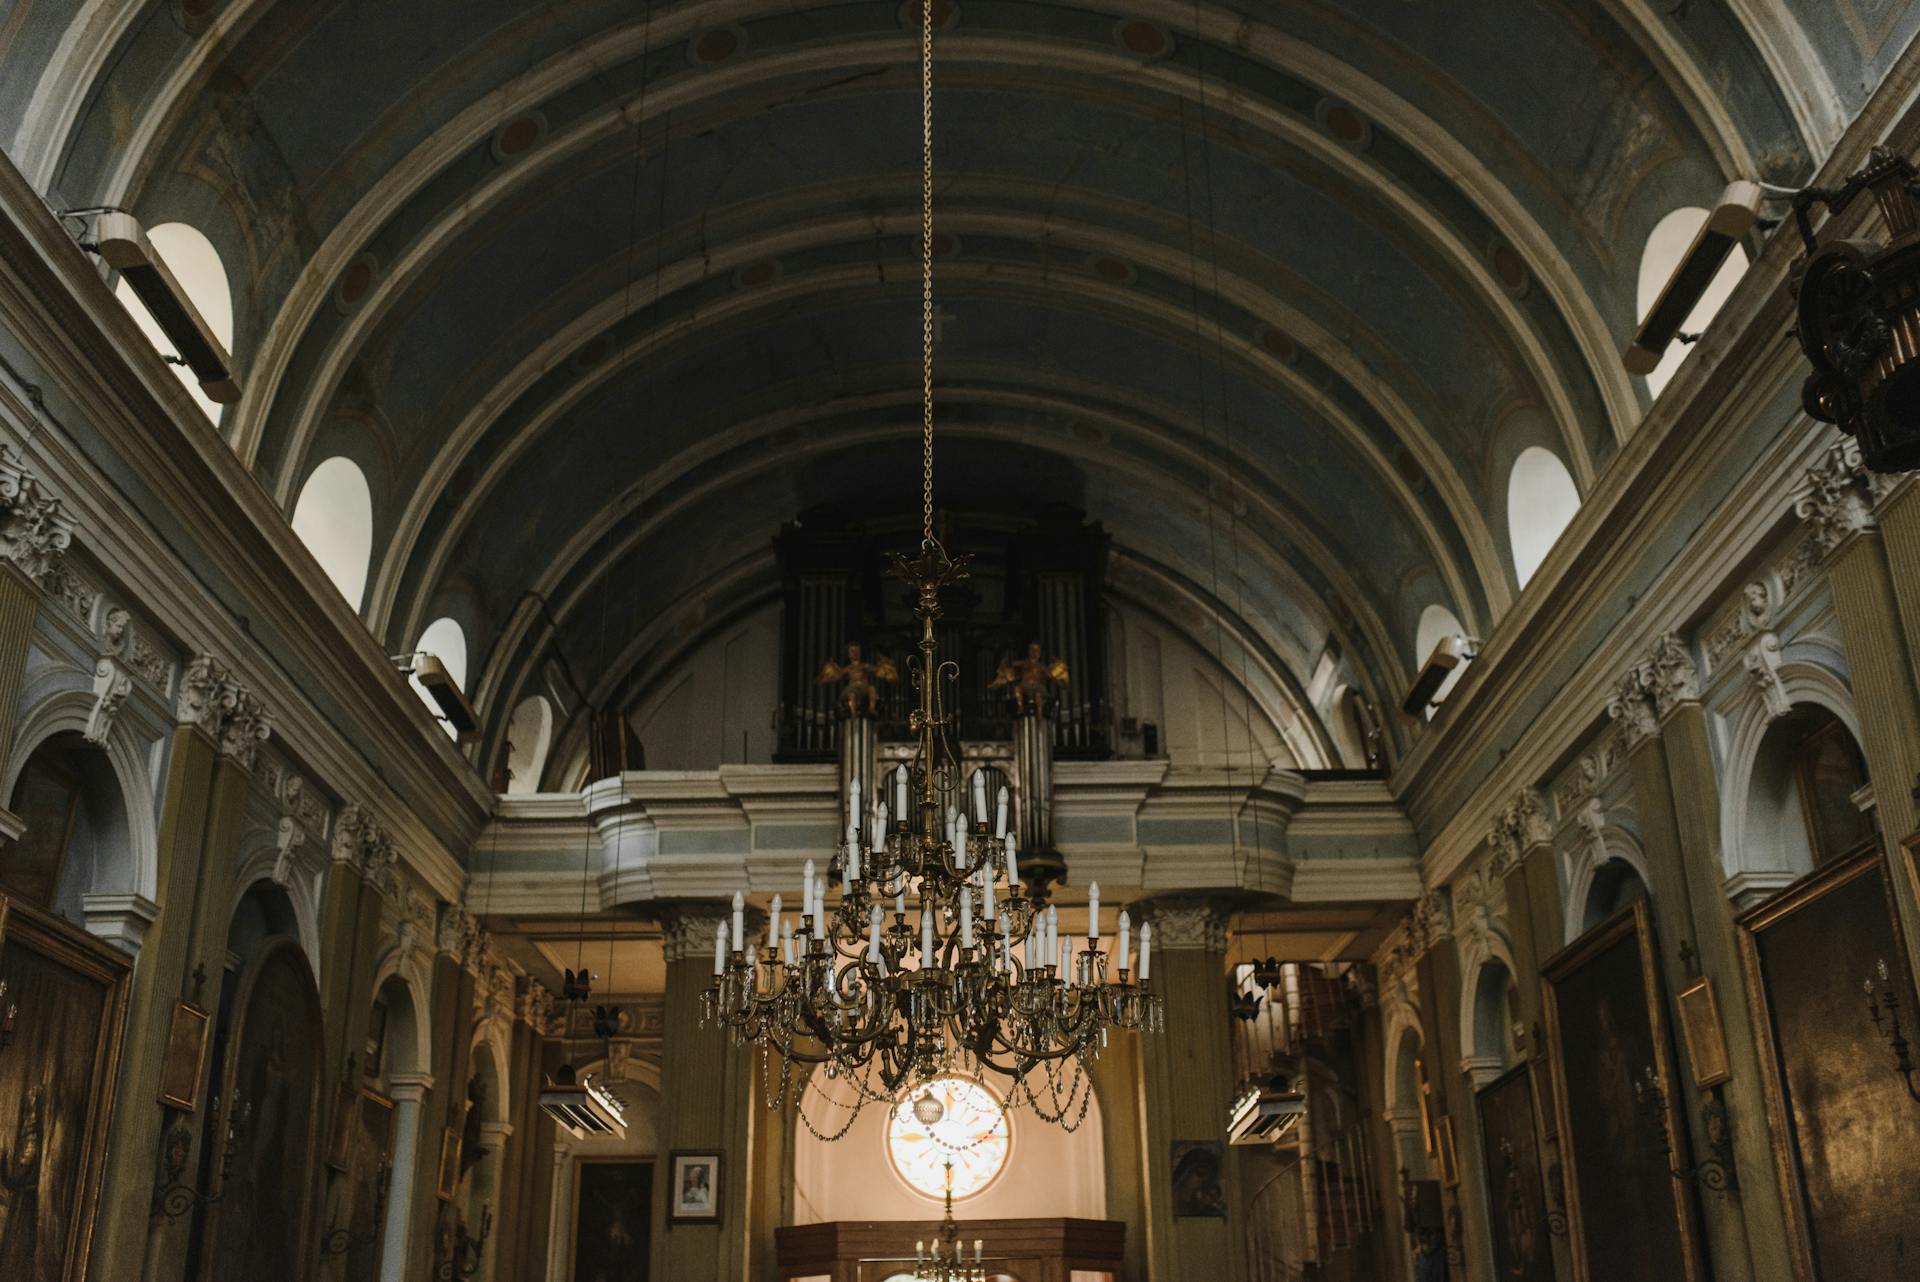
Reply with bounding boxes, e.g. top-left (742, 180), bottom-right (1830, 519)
top-left (886, 1076), bottom-right (1011, 1200)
